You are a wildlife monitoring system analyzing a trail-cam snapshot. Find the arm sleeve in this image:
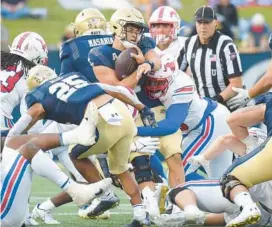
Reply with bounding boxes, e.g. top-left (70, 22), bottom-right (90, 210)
top-left (137, 103), bottom-right (190, 137)
top-left (8, 113), bottom-right (33, 136)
